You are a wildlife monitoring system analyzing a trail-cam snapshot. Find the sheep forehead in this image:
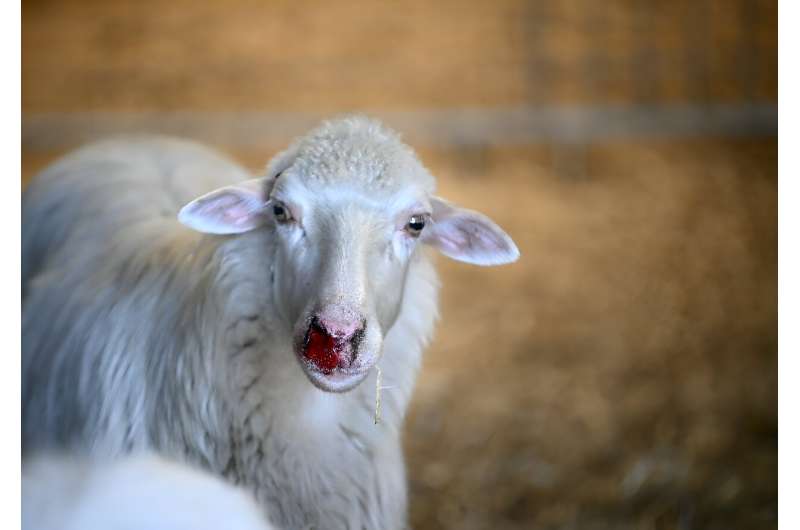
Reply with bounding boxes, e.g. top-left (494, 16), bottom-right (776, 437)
top-left (287, 116), bottom-right (435, 193)
top-left (278, 174), bottom-right (428, 224)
